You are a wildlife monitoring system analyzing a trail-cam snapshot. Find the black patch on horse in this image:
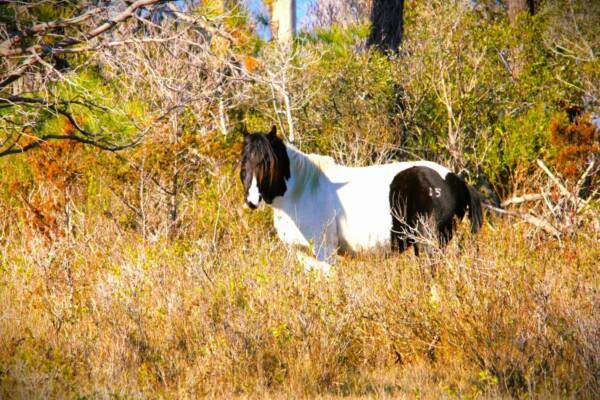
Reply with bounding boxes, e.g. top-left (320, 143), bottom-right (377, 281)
top-left (240, 126), bottom-right (290, 205)
top-left (388, 166), bottom-right (482, 255)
